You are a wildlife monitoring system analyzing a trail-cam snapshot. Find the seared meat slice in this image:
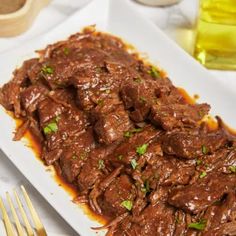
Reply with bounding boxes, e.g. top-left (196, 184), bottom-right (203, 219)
top-left (38, 97), bottom-right (65, 126)
top-left (203, 192), bottom-right (236, 234)
top-left (92, 93), bottom-right (133, 145)
top-left (99, 175), bottom-right (136, 217)
top-left (77, 143), bottom-right (118, 192)
top-left (162, 129), bottom-right (227, 159)
top-left (150, 103), bottom-right (210, 130)
top-left (94, 104), bottom-right (132, 145)
top-left (20, 84), bottom-right (48, 113)
top-left (140, 156), bottom-right (195, 189)
top-left (0, 58), bottom-right (41, 117)
top-left (0, 81), bottom-right (21, 117)
top-left (120, 77), bottom-right (175, 122)
top-left (168, 173), bottom-right (236, 214)
top-left (60, 128), bottom-right (96, 182)
top-left (204, 222), bottom-right (236, 236)
top-left (110, 125), bottom-right (161, 165)
top-left (127, 204), bottom-right (176, 236)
